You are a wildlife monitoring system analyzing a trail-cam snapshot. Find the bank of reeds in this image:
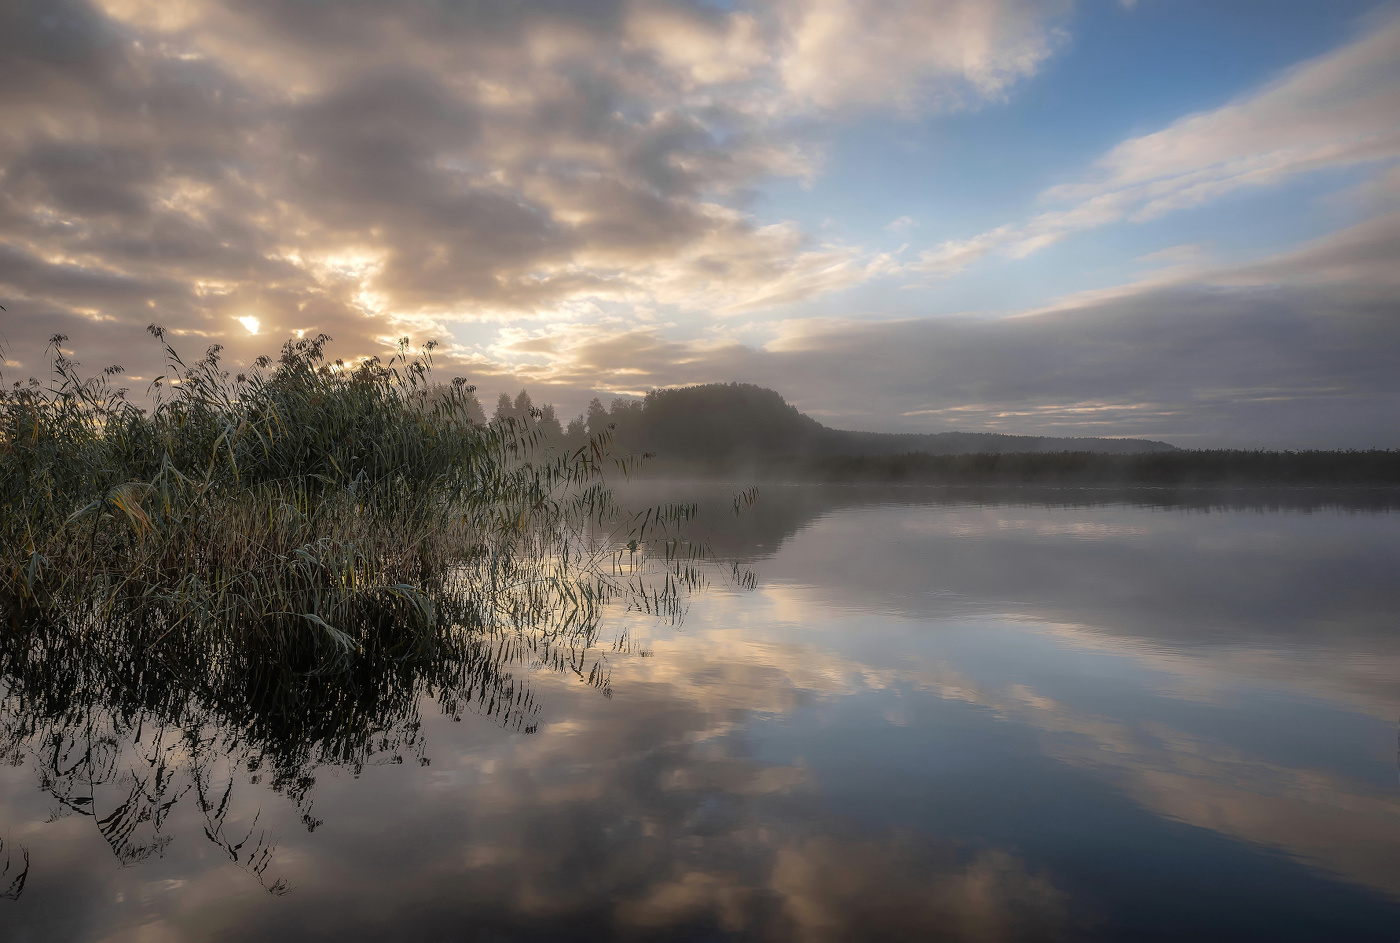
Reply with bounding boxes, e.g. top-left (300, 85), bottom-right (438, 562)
top-left (0, 328), bottom-right (680, 666)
